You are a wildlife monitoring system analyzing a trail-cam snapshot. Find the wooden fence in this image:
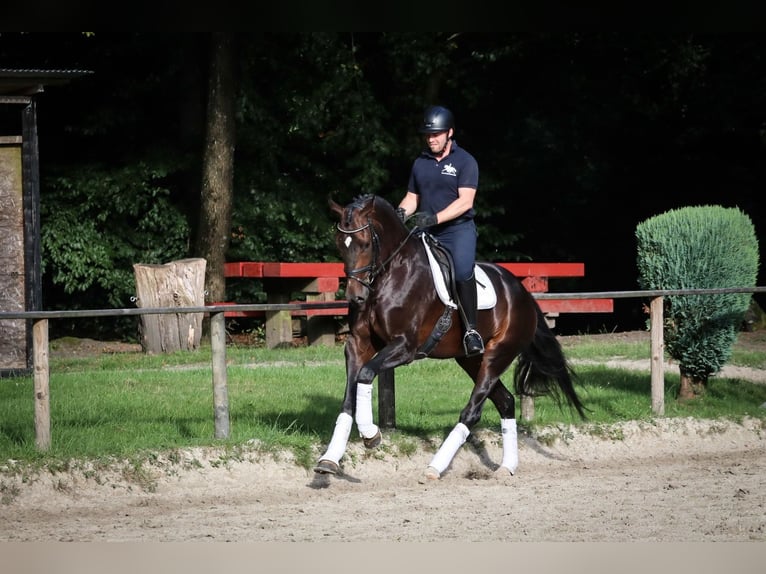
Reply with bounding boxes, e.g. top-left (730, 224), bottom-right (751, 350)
top-left (1, 287), bottom-right (764, 451)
